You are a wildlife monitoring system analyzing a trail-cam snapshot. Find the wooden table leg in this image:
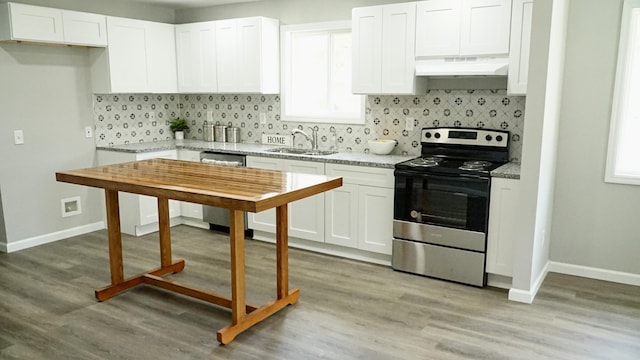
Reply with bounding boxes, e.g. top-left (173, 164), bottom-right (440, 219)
top-left (276, 205), bottom-right (288, 300)
top-left (157, 197), bottom-right (172, 267)
top-left (229, 209), bottom-right (246, 325)
top-left (104, 189), bottom-right (124, 285)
